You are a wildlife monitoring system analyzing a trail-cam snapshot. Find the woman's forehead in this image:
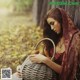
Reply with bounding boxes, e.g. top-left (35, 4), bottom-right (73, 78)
top-left (47, 18), bottom-right (56, 23)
